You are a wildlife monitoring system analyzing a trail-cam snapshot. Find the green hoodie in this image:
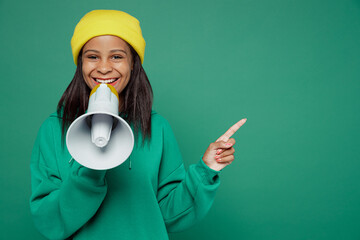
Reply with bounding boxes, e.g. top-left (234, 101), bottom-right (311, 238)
top-left (30, 111), bottom-right (220, 239)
